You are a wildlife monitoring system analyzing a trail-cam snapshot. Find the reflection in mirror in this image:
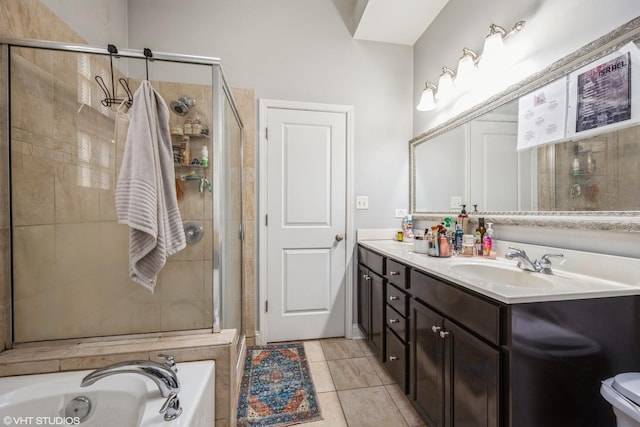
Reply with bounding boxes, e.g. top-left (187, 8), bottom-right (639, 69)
top-left (539, 124), bottom-right (640, 211)
top-left (414, 98), bottom-right (640, 212)
top-left (410, 17), bottom-right (640, 221)
top-left (414, 125), bottom-right (465, 211)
